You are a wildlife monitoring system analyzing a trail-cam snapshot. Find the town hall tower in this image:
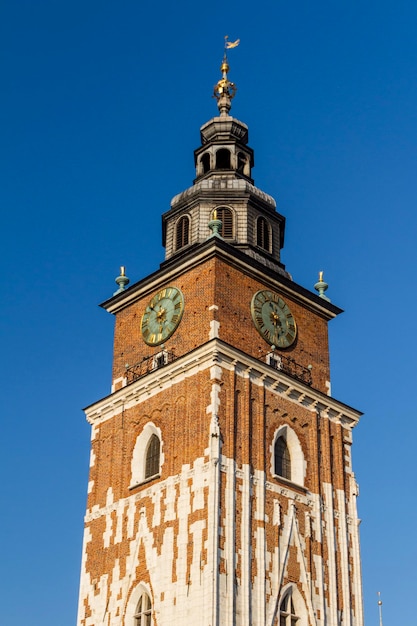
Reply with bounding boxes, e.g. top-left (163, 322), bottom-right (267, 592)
top-left (77, 53), bottom-right (364, 626)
